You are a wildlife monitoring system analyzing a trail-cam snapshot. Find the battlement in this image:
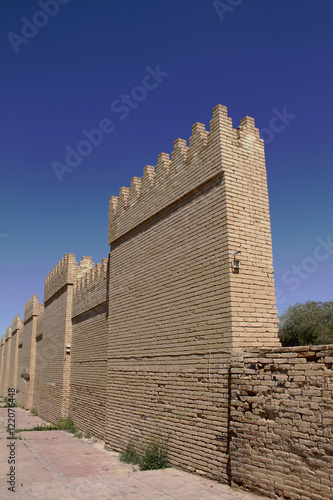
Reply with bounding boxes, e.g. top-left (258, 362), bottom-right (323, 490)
top-left (24, 294), bottom-right (44, 323)
top-left (73, 258), bottom-right (108, 317)
top-left (11, 315), bottom-right (23, 333)
top-left (44, 254), bottom-right (95, 302)
top-left (108, 105), bottom-right (262, 244)
top-left (74, 258), bottom-right (108, 295)
top-left (5, 326), bottom-right (12, 340)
